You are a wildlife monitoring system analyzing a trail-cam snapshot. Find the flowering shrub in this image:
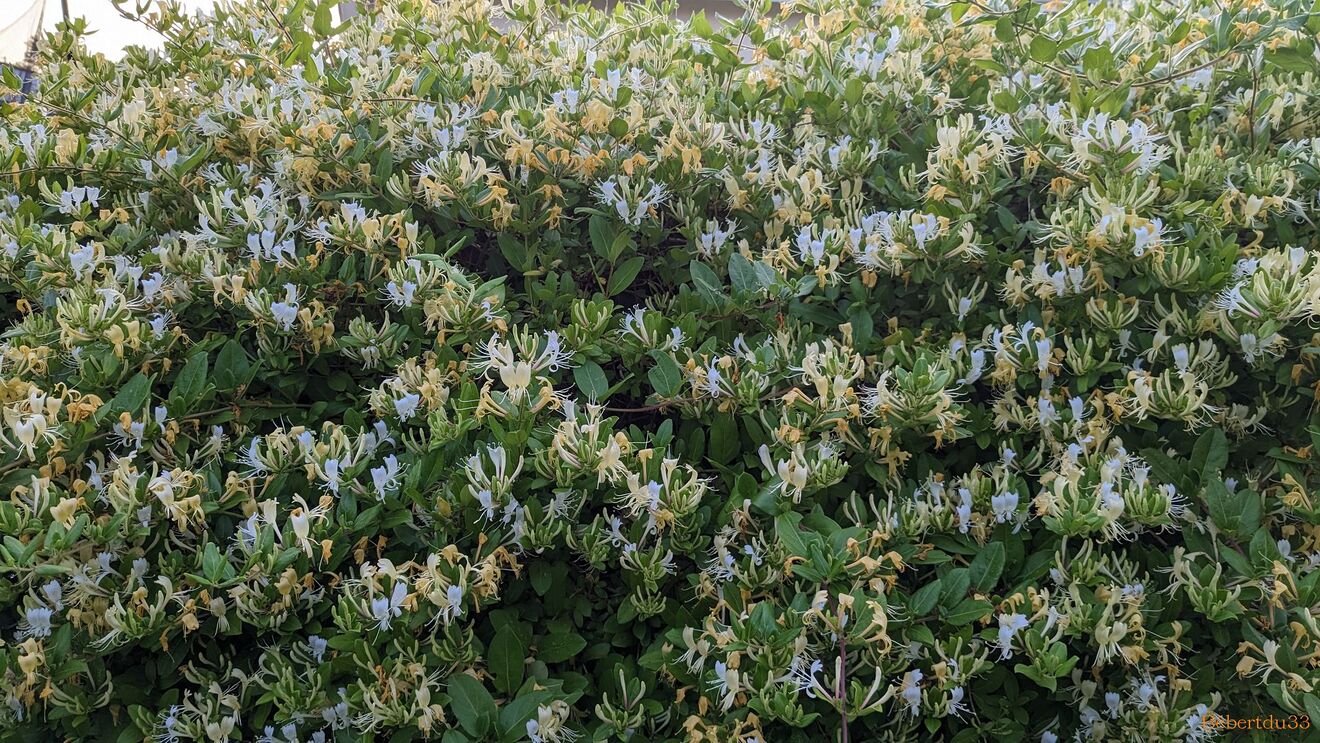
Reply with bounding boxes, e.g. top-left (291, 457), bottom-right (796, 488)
top-left (2, 0), bottom-right (1320, 739)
